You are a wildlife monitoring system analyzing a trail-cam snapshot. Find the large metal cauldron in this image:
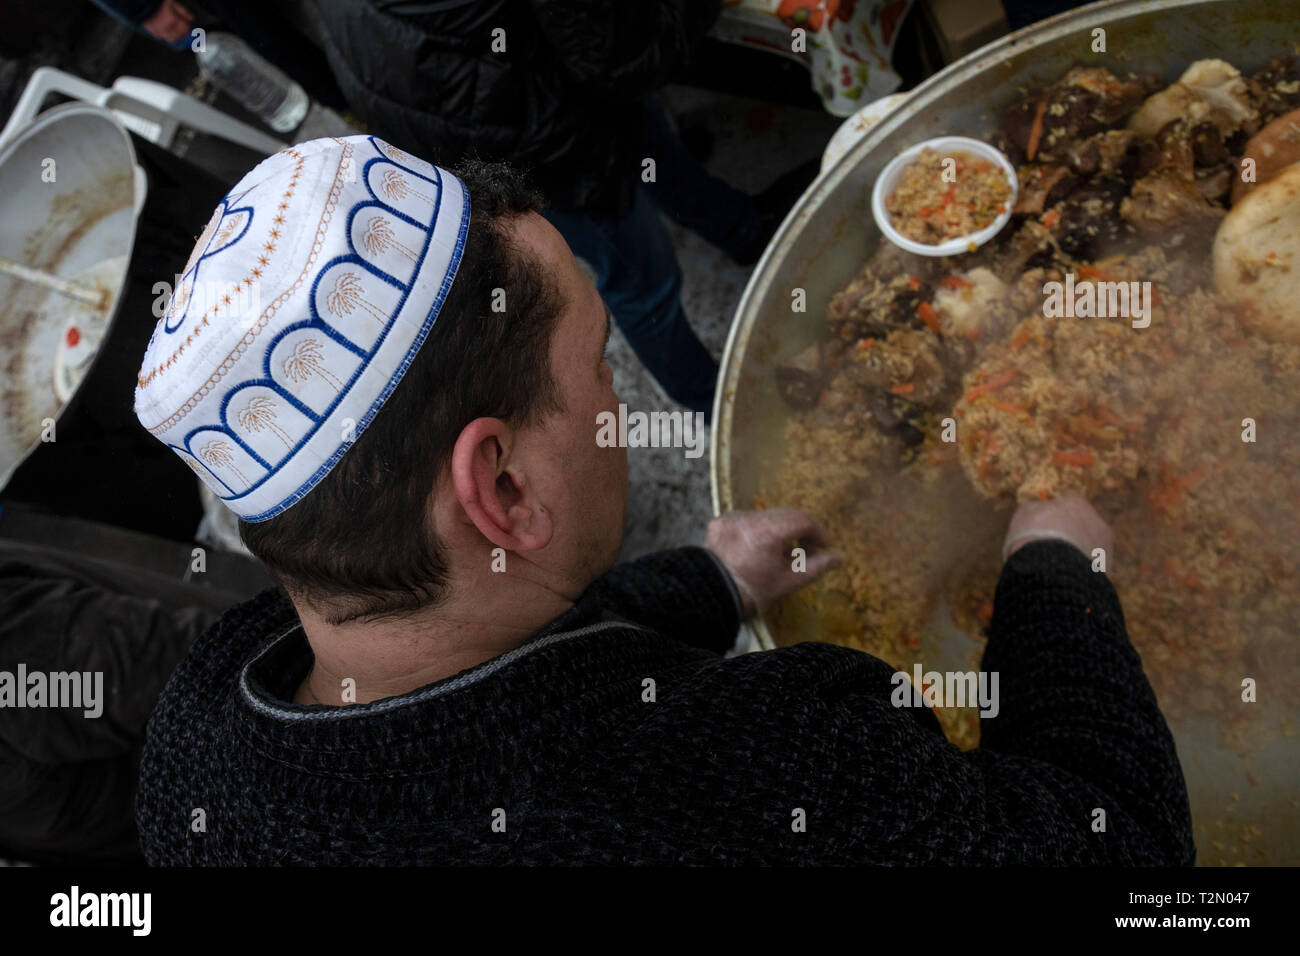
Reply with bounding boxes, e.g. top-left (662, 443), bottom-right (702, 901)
top-left (711, 0), bottom-right (1300, 865)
